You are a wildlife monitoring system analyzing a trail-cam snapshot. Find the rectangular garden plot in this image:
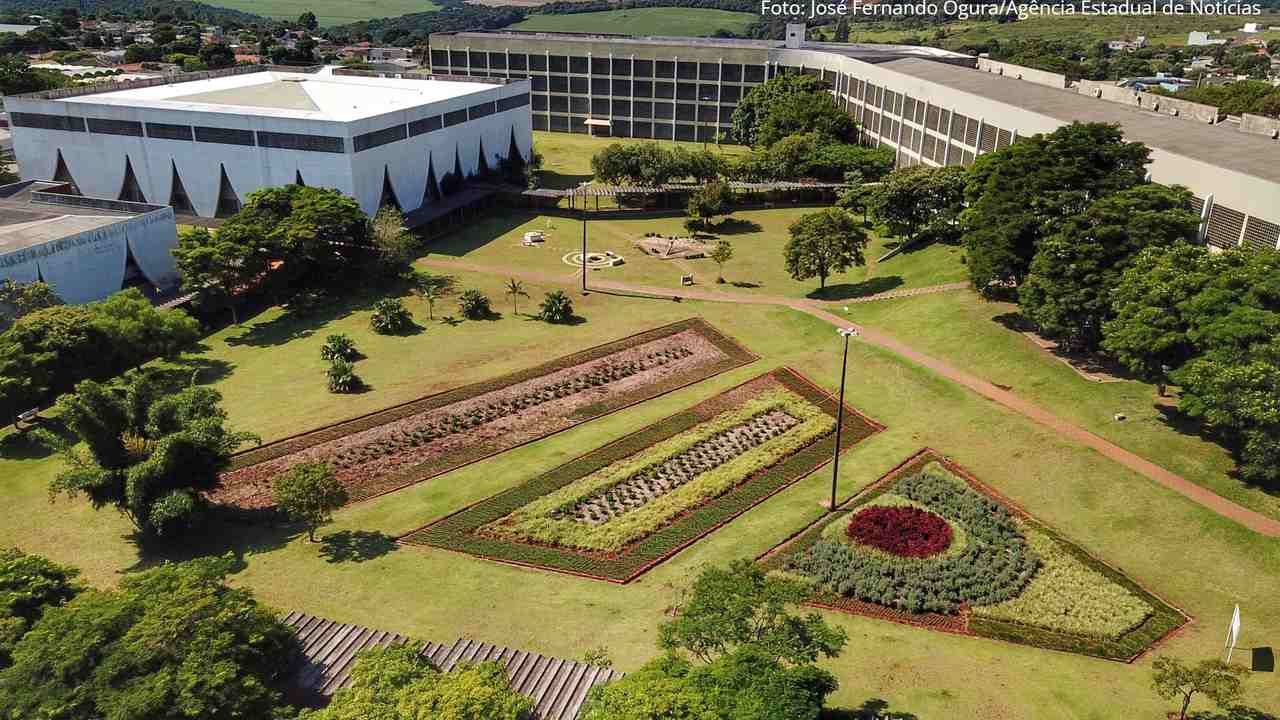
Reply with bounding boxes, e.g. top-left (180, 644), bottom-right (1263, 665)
top-left (759, 449), bottom-right (1190, 662)
top-left (209, 318), bottom-right (756, 509)
top-left (399, 367), bottom-right (884, 583)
